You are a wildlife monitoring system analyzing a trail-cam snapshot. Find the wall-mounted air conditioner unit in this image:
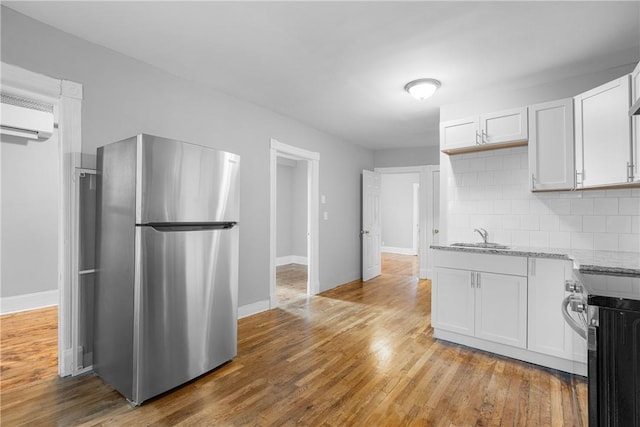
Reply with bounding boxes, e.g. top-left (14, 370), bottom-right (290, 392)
top-left (1, 94), bottom-right (54, 140)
